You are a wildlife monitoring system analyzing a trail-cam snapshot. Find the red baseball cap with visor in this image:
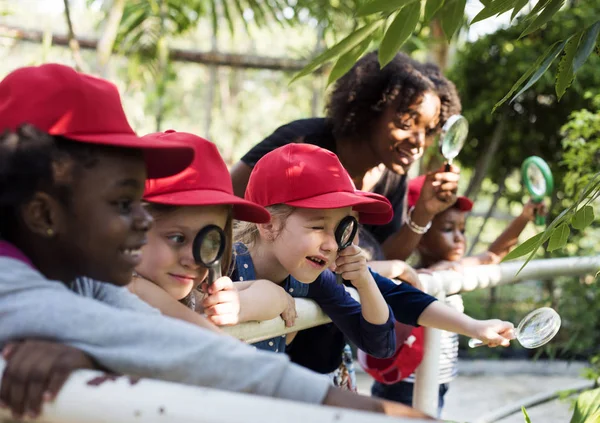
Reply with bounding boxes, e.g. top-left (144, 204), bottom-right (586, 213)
top-left (408, 175), bottom-right (473, 211)
top-left (143, 131), bottom-right (271, 224)
top-left (245, 144), bottom-right (393, 225)
top-left (0, 64), bottom-right (193, 178)
top-left (358, 325), bottom-right (424, 384)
